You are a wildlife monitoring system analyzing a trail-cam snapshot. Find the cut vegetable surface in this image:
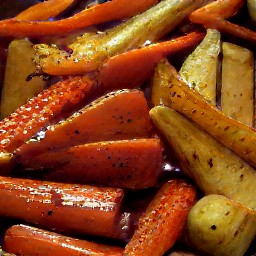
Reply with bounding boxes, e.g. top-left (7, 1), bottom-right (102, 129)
top-left (0, 176), bottom-right (124, 239)
top-left (4, 224), bottom-right (124, 256)
top-left (150, 106), bottom-right (256, 211)
top-left (185, 195), bottom-right (256, 256)
top-left (124, 179), bottom-right (197, 256)
top-left (15, 89), bottom-right (153, 158)
top-left (0, 76), bottom-right (93, 153)
top-left (16, 139), bottom-right (164, 189)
